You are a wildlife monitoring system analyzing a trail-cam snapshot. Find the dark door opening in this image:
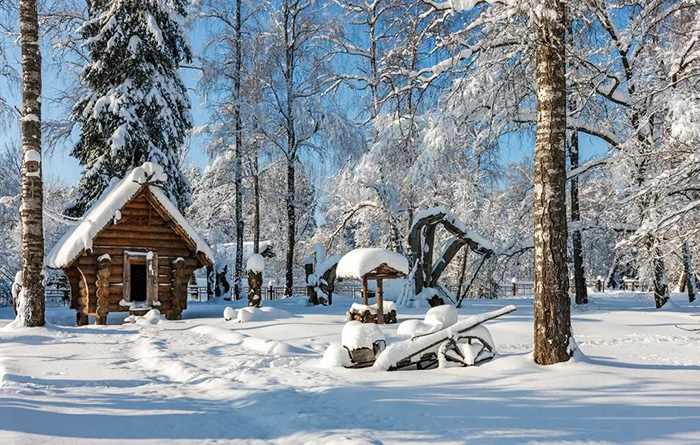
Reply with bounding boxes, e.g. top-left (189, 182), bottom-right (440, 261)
top-left (131, 264), bottom-right (148, 302)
